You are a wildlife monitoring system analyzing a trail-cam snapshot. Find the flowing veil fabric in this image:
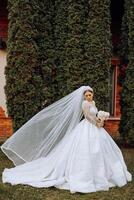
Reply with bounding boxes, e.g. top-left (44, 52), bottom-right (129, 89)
top-left (1, 86), bottom-right (92, 166)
